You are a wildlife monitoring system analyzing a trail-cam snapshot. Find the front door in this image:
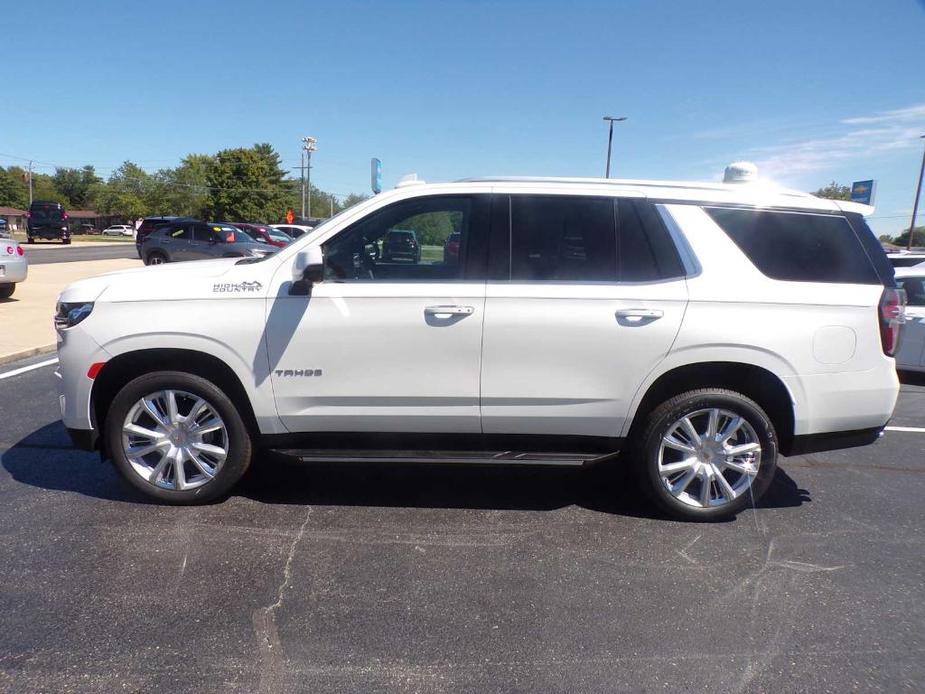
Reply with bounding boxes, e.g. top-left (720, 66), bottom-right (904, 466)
top-left (265, 194), bottom-right (490, 433)
top-left (480, 194), bottom-right (689, 439)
